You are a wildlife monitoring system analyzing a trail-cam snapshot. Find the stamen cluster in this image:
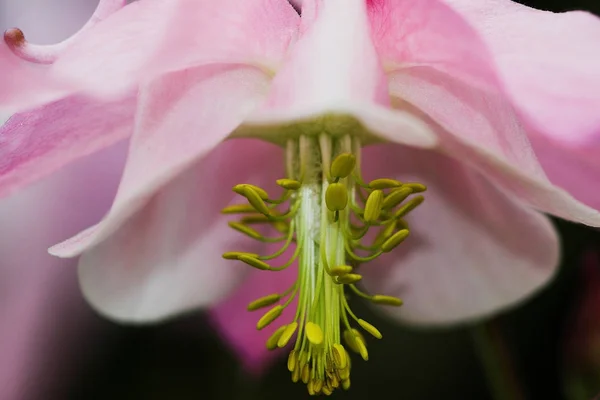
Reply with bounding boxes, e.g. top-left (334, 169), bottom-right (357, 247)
top-left (222, 135), bottom-right (426, 395)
